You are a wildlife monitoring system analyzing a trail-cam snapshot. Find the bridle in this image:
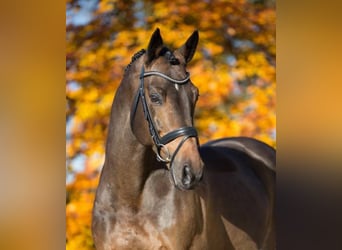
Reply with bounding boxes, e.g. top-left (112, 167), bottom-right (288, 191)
top-left (130, 66), bottom-right (199, 181)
